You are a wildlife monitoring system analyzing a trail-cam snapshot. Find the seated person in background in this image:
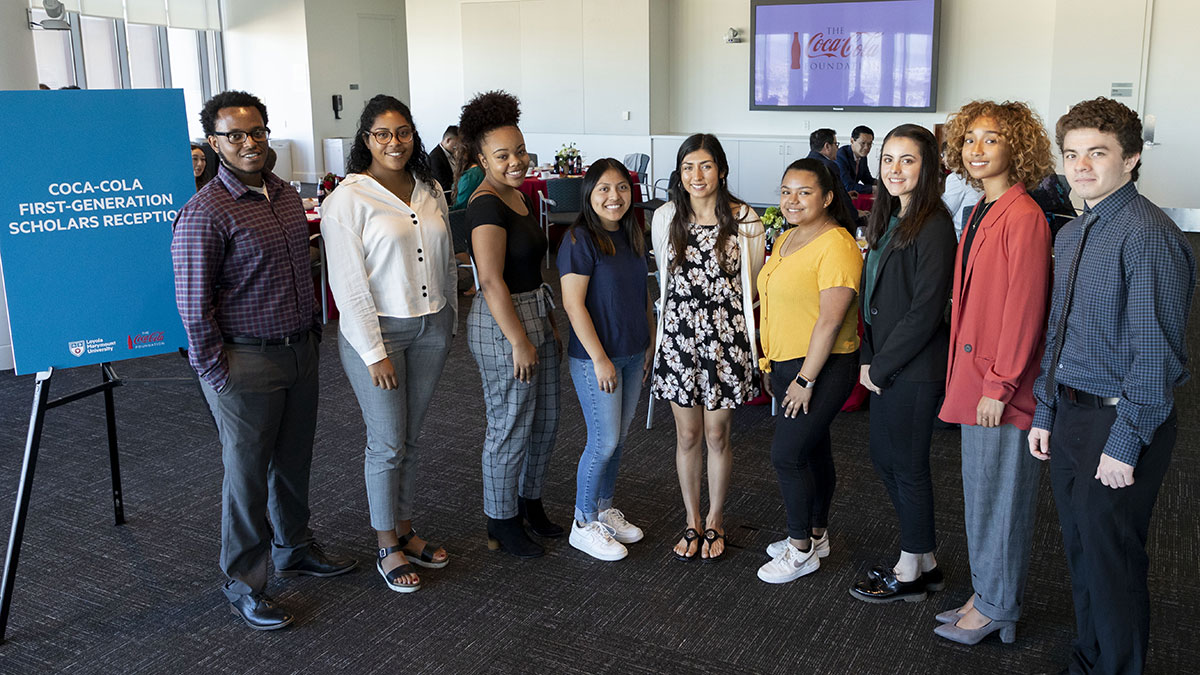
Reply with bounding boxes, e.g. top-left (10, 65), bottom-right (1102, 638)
top-left (836, 125), bottom-right (876, 194)
top-left (192, 143), bottom-right (209, 192)
top-left (430, 125), bottom-right (459, 193)
top-left (806, 128), bottom-right (860, 228)
top-left (451, 143), bottom-right (484, 210)
top-left (941, 142), bottom-right (983, 238)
